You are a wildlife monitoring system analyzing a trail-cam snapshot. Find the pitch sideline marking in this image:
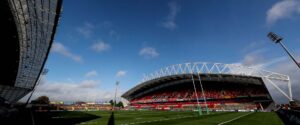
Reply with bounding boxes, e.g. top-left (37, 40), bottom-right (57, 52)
top-left (217, 112), bottom-right (254, 125)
